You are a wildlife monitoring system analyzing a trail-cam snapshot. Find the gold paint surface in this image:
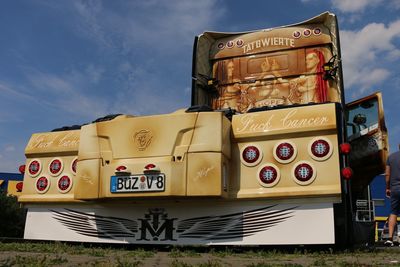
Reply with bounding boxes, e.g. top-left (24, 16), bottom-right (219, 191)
top-left (18, 154), bottom-right (79, 203)
top-left (74, 159), bottom-right (101, 200)
top-left (19, 103), bottom-right (343, 202)
top-left (6, 181), bottom-right (23, 197)
top-left (232, 103), bottom-right (337, 139)
top-left (95, 112), bottom-right (197, 159)
top-left (25, 130), bottom-right (80, 155)
top-left (187, 153), bottom-right (223, 196)
top-left (210, 24), bottom-right (332, 59)
top-left (229, 133), bottom-right (341, 199)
